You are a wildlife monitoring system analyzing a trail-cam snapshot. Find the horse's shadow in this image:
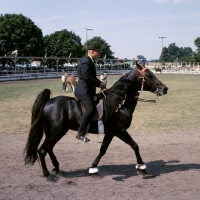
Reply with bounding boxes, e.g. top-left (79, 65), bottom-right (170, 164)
top-left (58, 160), bottom-right (200, 181)
top-left (58, 164), bottom-right (137, 181)
top-left (142, 160), bottom-right (200, 179)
